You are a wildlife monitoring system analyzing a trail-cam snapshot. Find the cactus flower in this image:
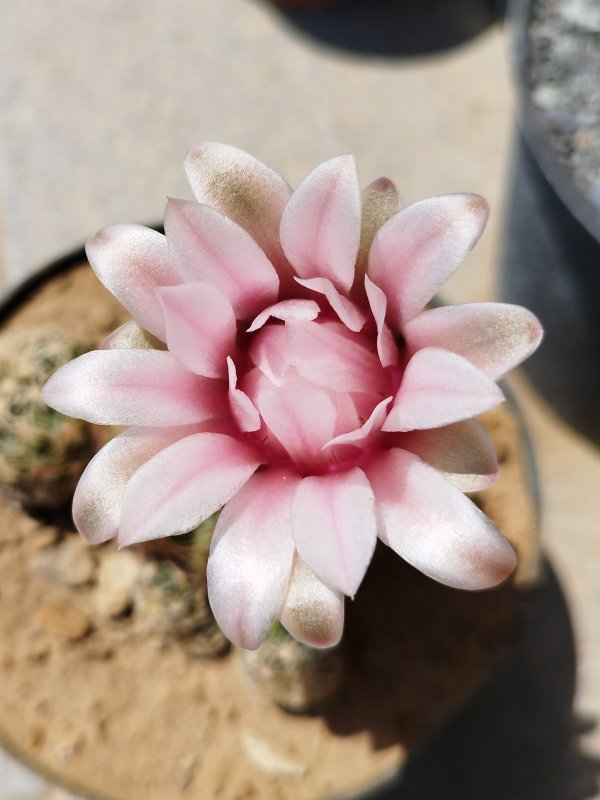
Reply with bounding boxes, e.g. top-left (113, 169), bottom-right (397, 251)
top-left (43, 144), bottom-right (542, 650)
